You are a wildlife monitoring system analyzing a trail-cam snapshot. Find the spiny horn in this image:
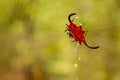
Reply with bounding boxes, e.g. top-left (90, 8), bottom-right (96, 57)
top-left (83, 41), bottom-right (99, 49)
top-left (68, 13), bottom-right (76, 23)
